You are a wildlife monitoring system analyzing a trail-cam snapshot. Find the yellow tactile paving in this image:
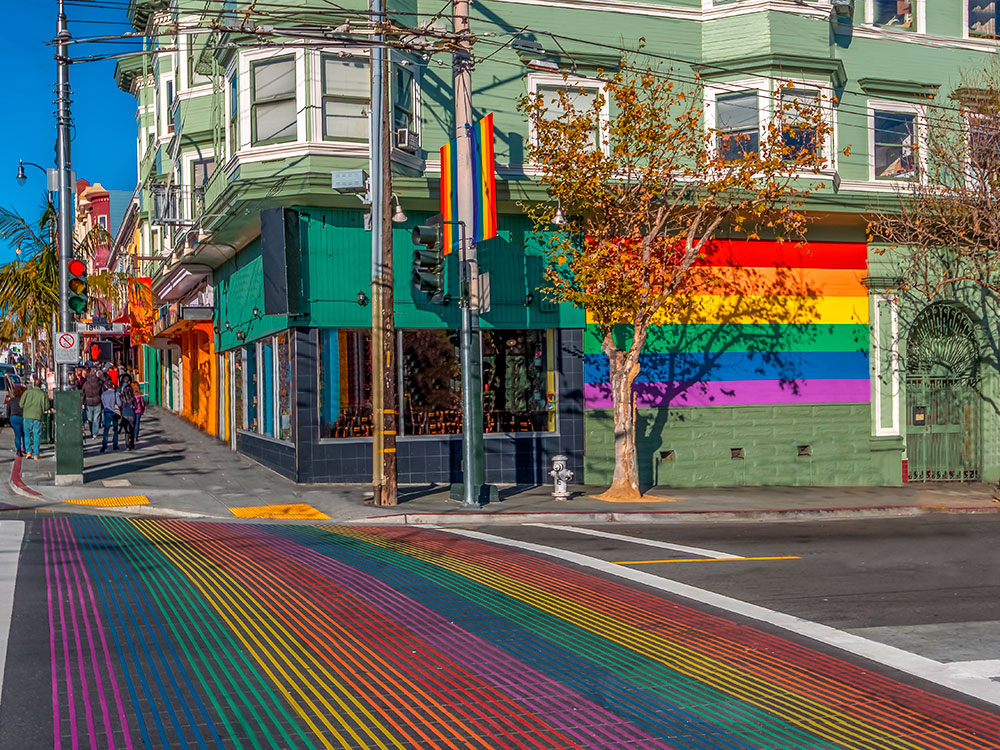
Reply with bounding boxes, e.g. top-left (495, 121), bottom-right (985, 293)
top-left (63, 495), bottom-right (151, 507)
top-left (229, 504), bottom-right (331, 520)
